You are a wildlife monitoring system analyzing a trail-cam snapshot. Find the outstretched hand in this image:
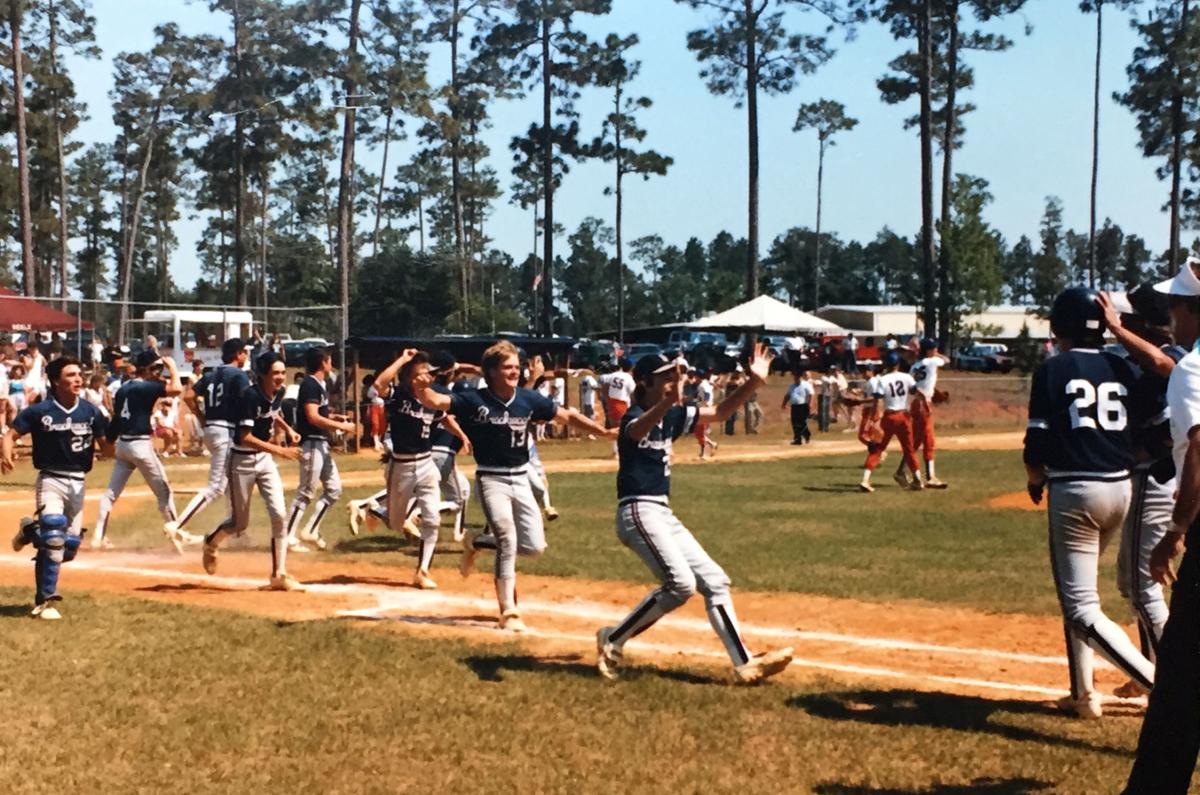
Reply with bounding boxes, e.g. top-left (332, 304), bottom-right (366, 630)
top-left (746, 342), bottom-right (774, 383)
